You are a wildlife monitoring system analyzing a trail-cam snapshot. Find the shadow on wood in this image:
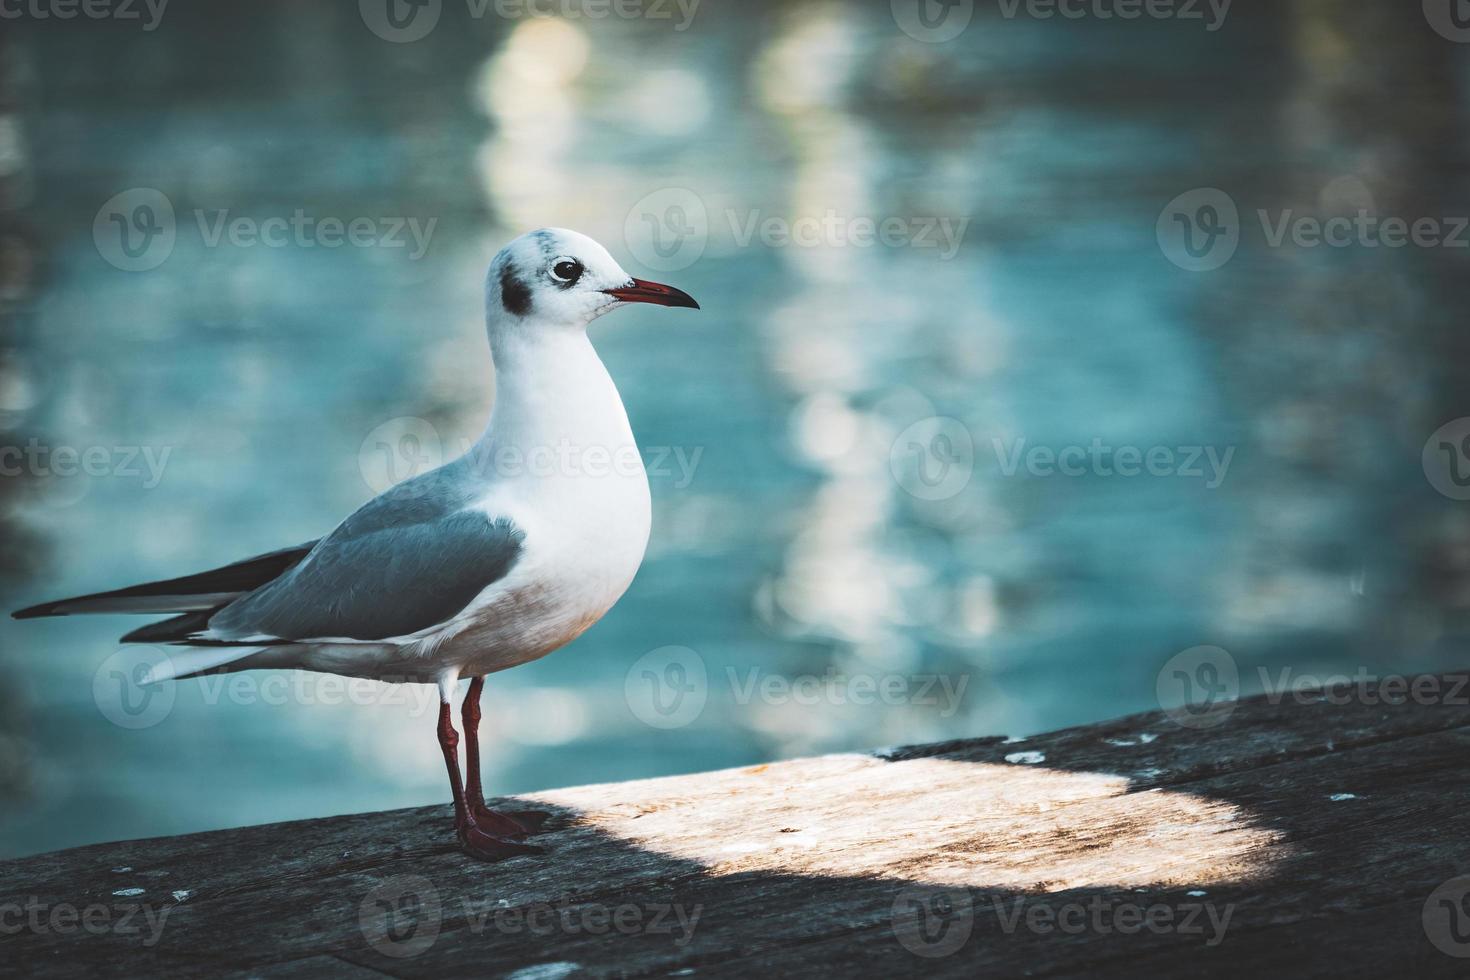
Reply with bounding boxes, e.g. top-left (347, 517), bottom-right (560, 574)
top-left (2, 674), bottom-right (1469, 977)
